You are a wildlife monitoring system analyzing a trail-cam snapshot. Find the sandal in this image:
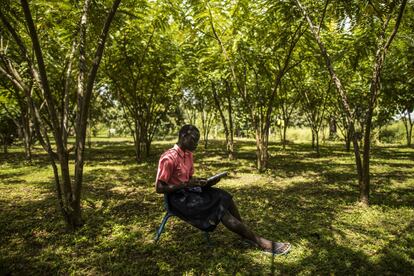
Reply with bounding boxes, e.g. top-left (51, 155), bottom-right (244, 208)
top-left (263, 242), bottom-right (291, 255)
